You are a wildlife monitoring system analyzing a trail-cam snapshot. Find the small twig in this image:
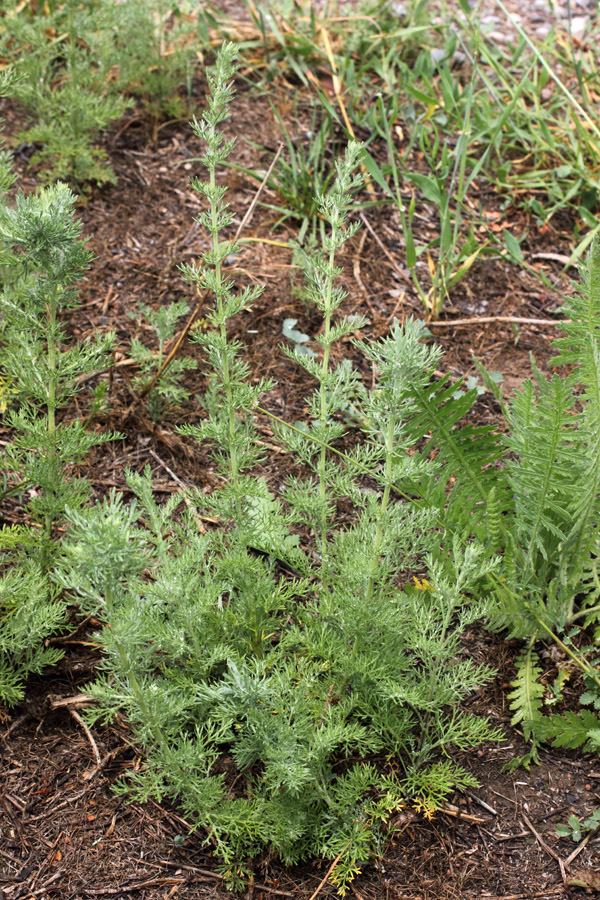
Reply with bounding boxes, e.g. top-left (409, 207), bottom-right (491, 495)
top-left (48, 693), bottom-right (95, 710)
top-left (465, 789), bottom-right (498, 816)
top-left (308, 842), bottom-right (352, 900)
top-left (66, 708), bottom-right (101, 767)
top-left (46, 615), bottom-right (94, 645)
top-left (385, 290), bottom-right (406, 326)
top-left (480, 888), bottom-right (567, 900)
top-left (564, 828), bottom-right (595, 867)
top-left (82, 746), bottom-right (122, 783)
top-left (494, 830), bottom-right (529, 842)
top-left (359, 212), bottom-right (412, 286)
top-left (2, 714), bottom-right (28, 740)
top-left (148, 448), bottom-right (188, 490)
top-left (439, 803), bottom-right (485, 825)
top-left (75, 356), bottom-right (137, 386)
top-left (5, 792), bottom-right (26, 812)
top-left (156, 859), bottom-right (294, 897)
top-left (522, 812), bottom-right (561, 861)
top-left (82, 877), bottom-right (186, 895)
top-left (428, 315), bottom-right (564, 327)
top-left (25, 870), bottom-right (63, 897)
top-left (317, 683), bottom-right (335, 728)
top-left (232, 142), bottom-right (284, 244)
top-left (522, 812), bottom-right (567, 884)
top-left (123, 294), bottom-right (205, 420)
